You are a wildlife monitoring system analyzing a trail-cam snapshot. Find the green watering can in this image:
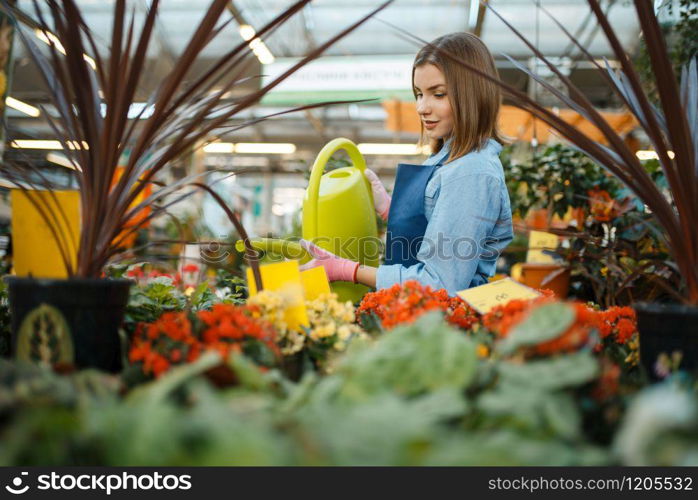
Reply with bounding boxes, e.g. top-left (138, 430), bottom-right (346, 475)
top-left (237, 138), bottom-right (379, 303)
